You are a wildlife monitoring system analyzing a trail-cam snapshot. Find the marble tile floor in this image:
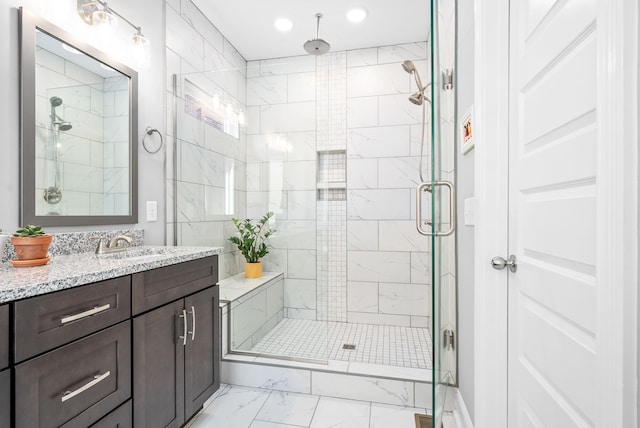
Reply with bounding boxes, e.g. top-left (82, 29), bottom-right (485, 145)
top-left (250, 318), bottom-right (433, 370)
top-left (187, 384), bottom-right (431, 428)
